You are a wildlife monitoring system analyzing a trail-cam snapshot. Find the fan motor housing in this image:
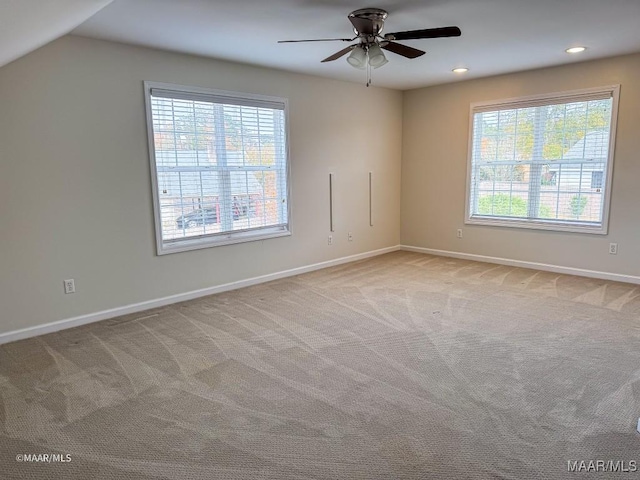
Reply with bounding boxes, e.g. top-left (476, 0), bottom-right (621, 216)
top-left (348, 8), bottom-right (388, 36)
